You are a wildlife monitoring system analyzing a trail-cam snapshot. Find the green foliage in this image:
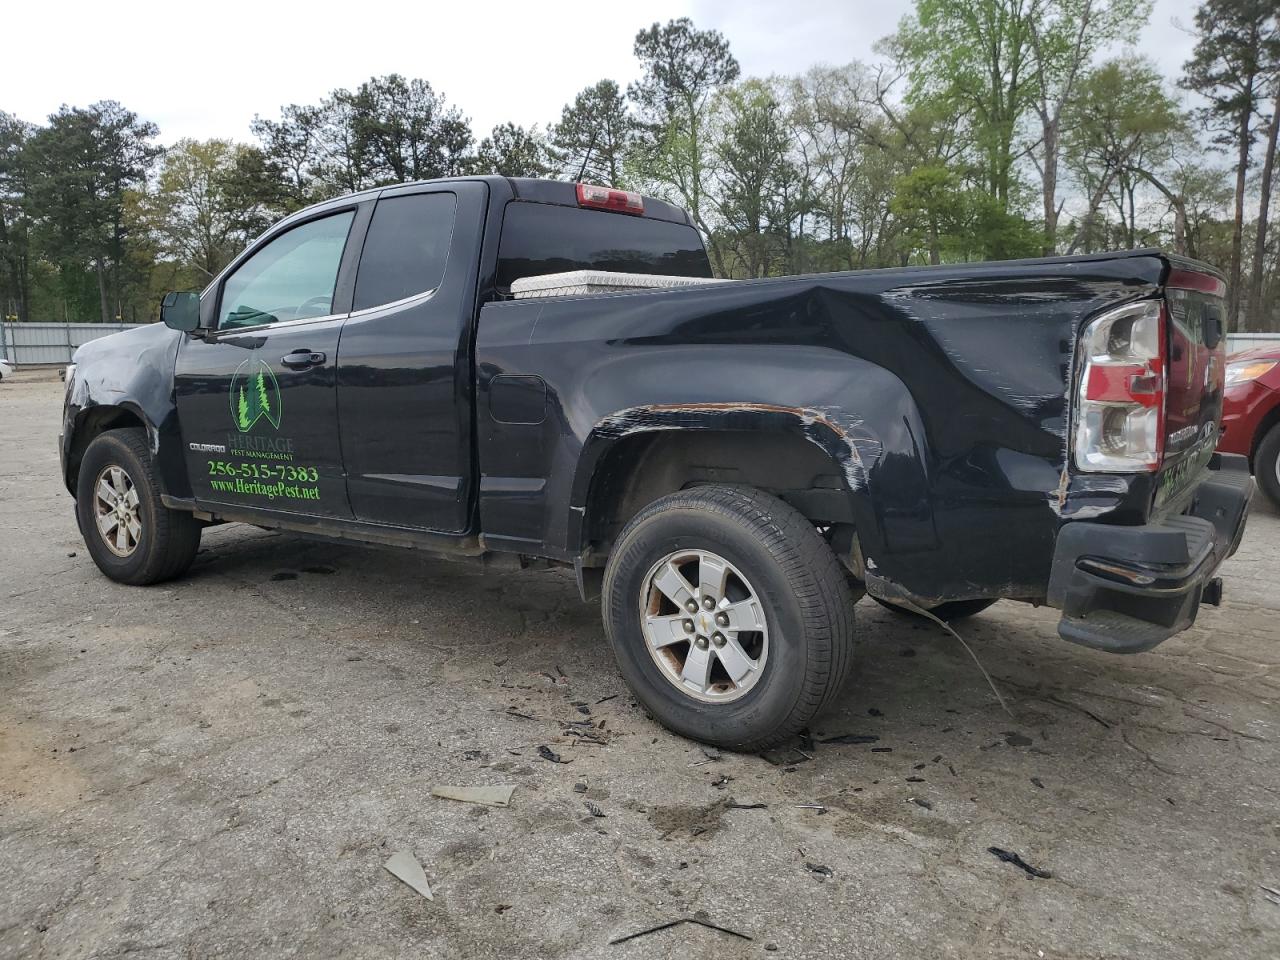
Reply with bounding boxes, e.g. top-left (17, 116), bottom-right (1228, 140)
top-left (22, 101), bottom-right (160, 322)
top-left (629, 18), bottom-right (741, 275)
top-left (549, 80), bottom-right (635, 186)
top-left (472, 123), bottom-right (551, 178)
top-left (147, 139), bottom-right (266, 280)
top-left (898, 0), bottom-right (1040, 210)
top-left (2, 6), bottom-right (1278, 329)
